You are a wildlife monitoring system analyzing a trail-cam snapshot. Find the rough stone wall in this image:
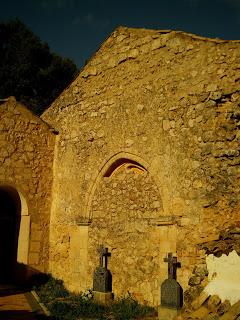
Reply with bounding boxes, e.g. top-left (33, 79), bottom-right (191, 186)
top-left (42, 27), bottom-right (240, 303)
top-left (0, 97), bottom-right (55, 273)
